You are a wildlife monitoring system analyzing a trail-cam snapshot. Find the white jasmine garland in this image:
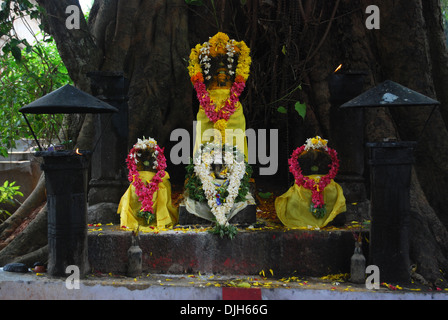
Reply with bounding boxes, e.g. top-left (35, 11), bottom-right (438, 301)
top-left (304, 136), bottom-right (328, 152)
top-left (193, 143), bottom-right (246, 228)
top-left (198, 38), bottom-right (238, 80)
